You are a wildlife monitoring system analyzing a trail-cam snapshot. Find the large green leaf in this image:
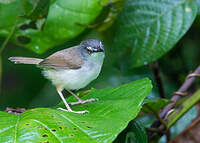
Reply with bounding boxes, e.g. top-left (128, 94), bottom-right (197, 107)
top-left (113, 0), bottom-right (198, 67)
top-left (0, 78), bottom-right (152, 143)
top-left (0, 0), bottom-right (103, 53)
